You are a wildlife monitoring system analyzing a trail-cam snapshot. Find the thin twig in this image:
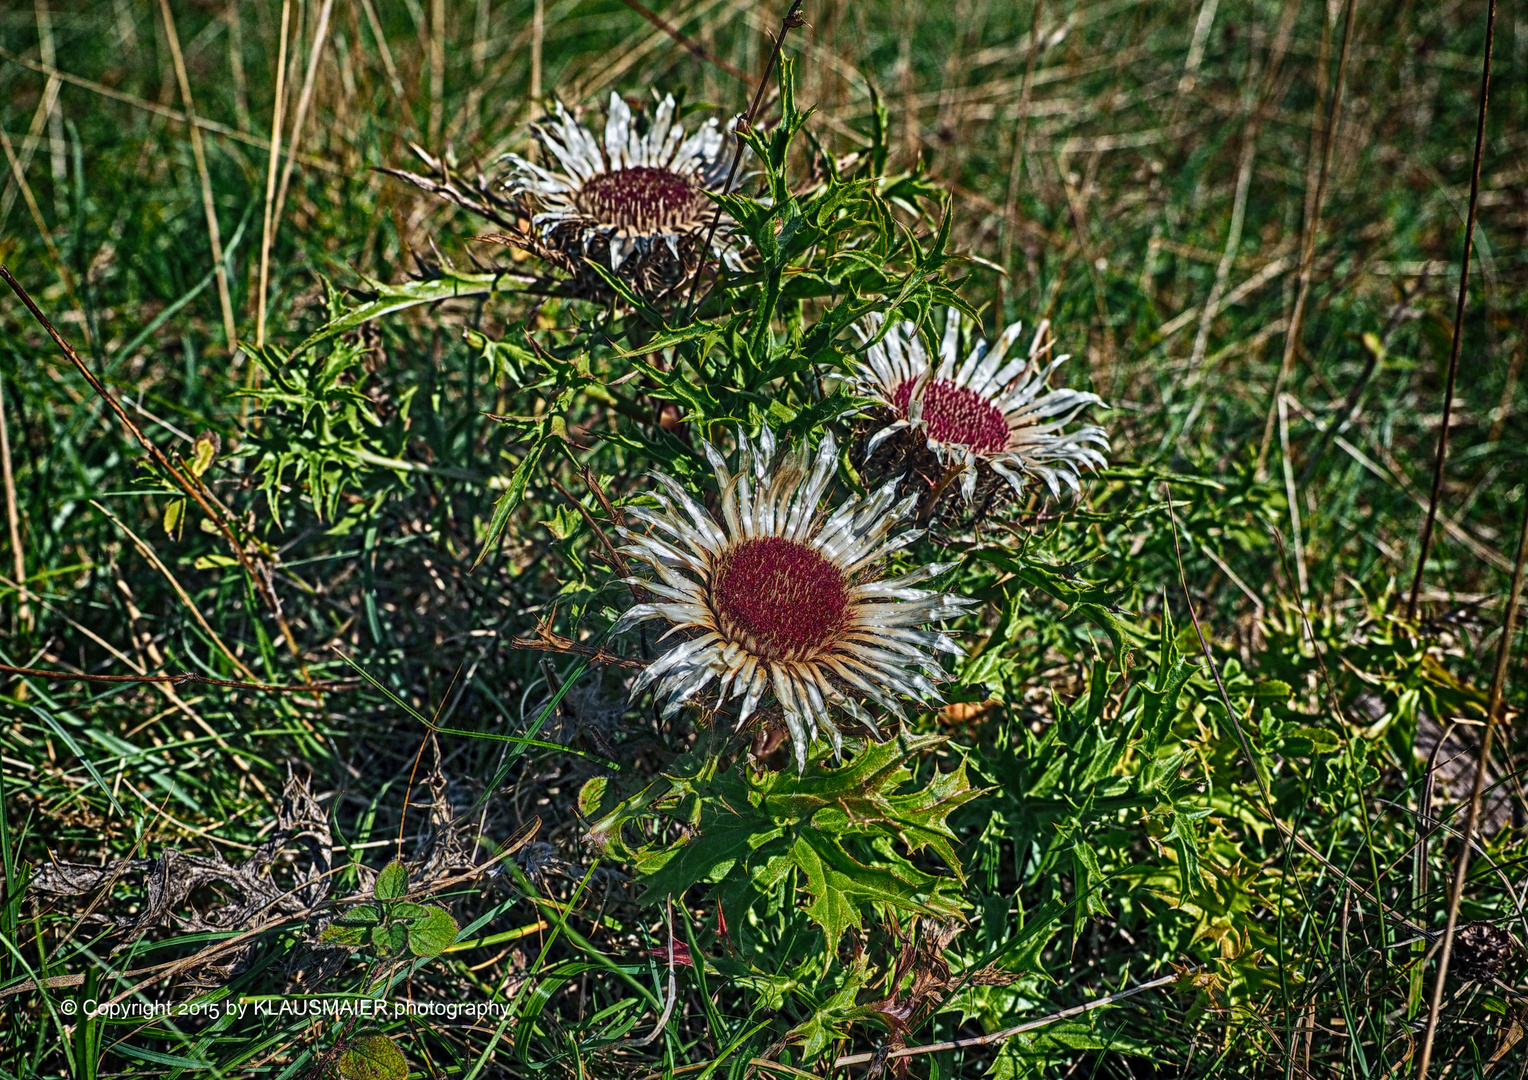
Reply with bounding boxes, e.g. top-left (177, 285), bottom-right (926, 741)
top-left (546, 473), bottom-right (632, 584)
top-left (0, 378), bottom-right (29, 628)
top-left (156, 0), bottom-right (238, 355)
top-left (615, 0), bottom-right (750, 82)
top-left (1416, 389), bottom-right (1524, 1076)
top-left (0, 267), bottom-right (295, 645)
top-left (1255, 0), bottom-right (1358, 477)
top-left (1405, 0), bottom-right (1497, 622)
top-left (509, 627), bottom-right (647, 670)
top-left (270, 0), bottom-right (337, 253)
top-left (682, 0), bottom-right (806, 319)
top-left (834, 971), bottom-right (1185, 1067)
top-left (255, 0), bottom-right (292, 352)
top-left (0, 662), bottom-right (352, 693)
